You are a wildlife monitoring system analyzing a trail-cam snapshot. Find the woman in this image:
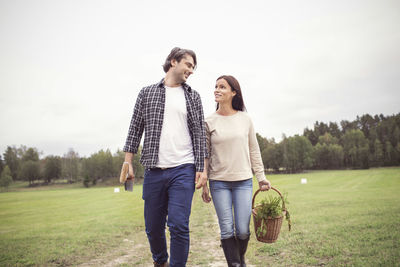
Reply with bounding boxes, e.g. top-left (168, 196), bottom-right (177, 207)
top-left (202, 75), bottom-right (271, 267)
